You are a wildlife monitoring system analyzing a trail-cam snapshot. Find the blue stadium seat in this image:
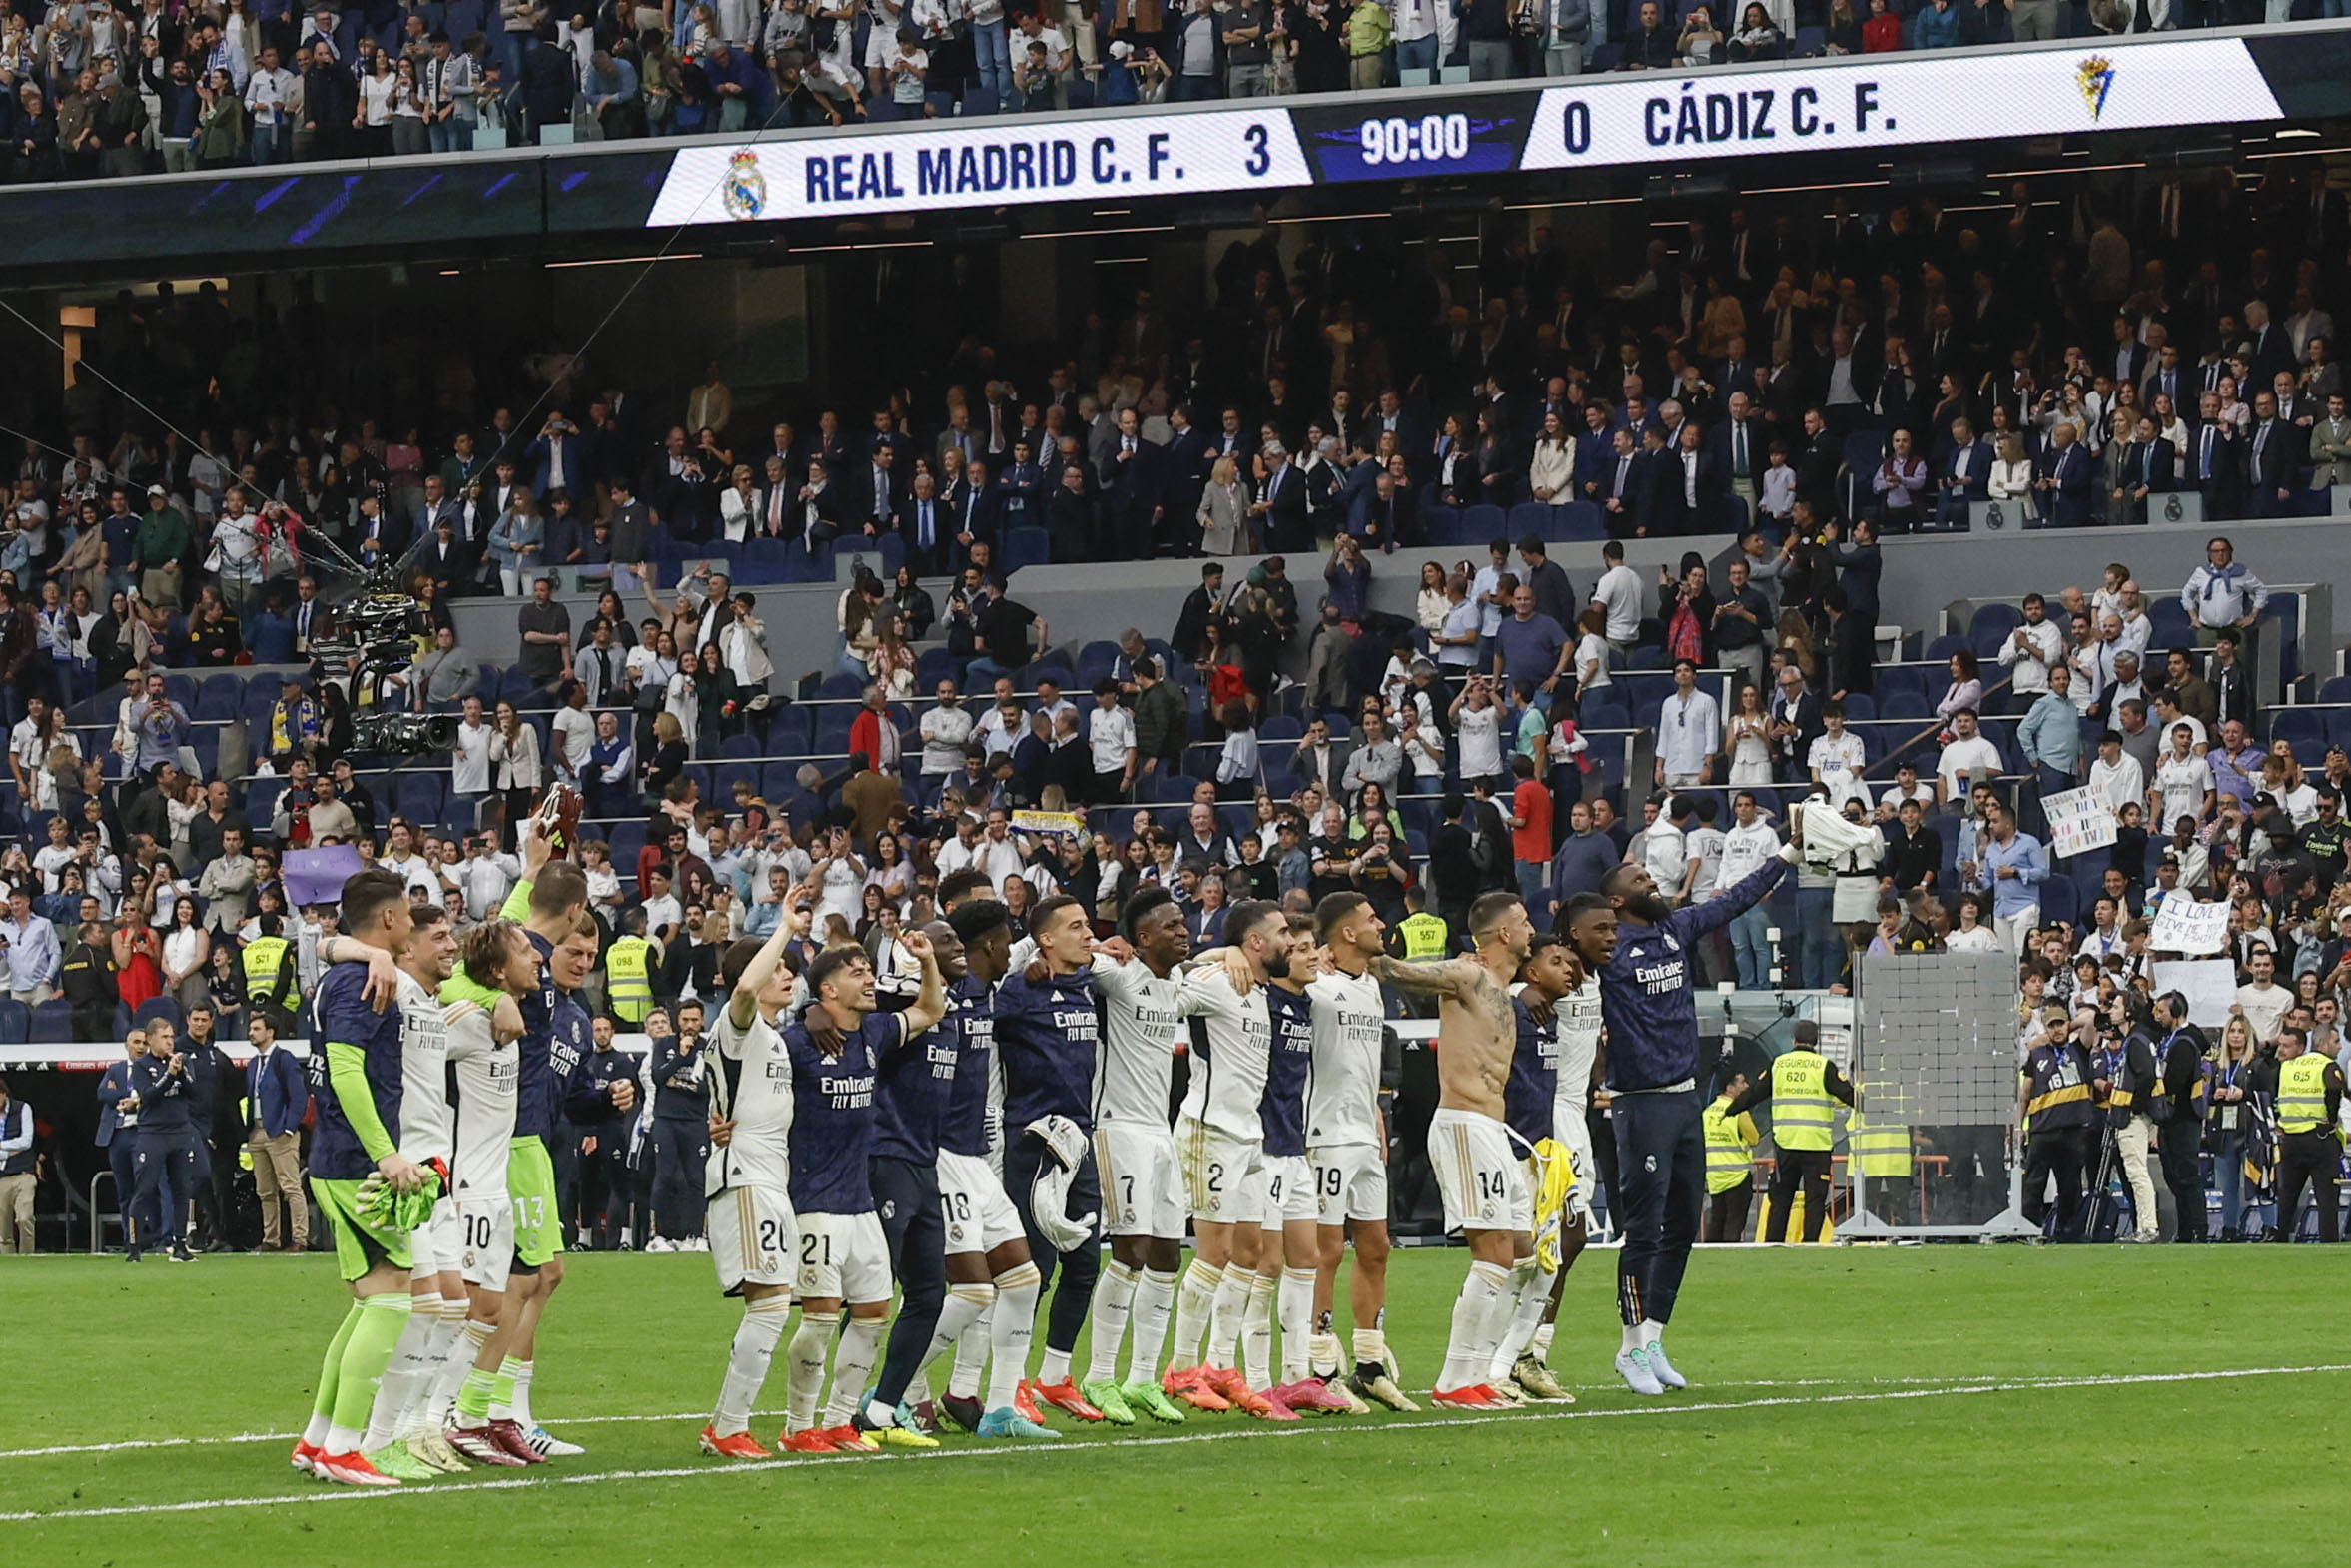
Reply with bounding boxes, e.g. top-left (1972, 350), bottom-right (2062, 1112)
top-left (1508, 502), bottom-right (1551, 541)
top-left (815, 708), bottom-right (857, 753)
top-left (767, 707), bottom-right (813, 754)
top-left (2147, 599), bottom-right (2193, 651)
top-left (717, 760), bottom-right (761, 798)
top-left (1841, 694), bottom-right (1875, 722)
top-left (164, 674), bottom-right (199, 711)
top-left (817, 673), bottom-right (865, 701)
top-left (1552, 501), bottom-right (1609, 542)
top-left (245, 776), bottom-right (288, 825)
top-left (1260, 714), bottom-right (1303, 744)
top-left (1882, 692), bottom-right (1933, 722)
top-left (1875, 665), bottom-right (1926, 703)
top-left (395, 772), bottom-right (445, 826)
top-left (0, 1000), bottom-right (27, 1044)
top-left (30, 999), bottom-right (74, 1044)
top-left (1459, 504), bottom-right (1507, 546)
top-left (1153, 773), bottom-right (1198, 804)
top-left (196, 674), bottom-right (243, 722)
top-left (1925, 634), bottom-right (1968, 664)
top-left (762, 762), bottom-right (805, 801)
top-left (915, 648), bottom-right (962, 690)
top-left (1004, 528), bottom-right (1052, 573)
top-left (2319, 678), bottom-right (2351, 706)
top-left (720, 732), bottom-right (763, 759)
top-left (1966, 603), bottom-right (2025, 659)
top-left (605, 819), bottom-right (646, 868)
top-left (1421, 502), bottom-right (1461, 544)
top-left (132, 996), bottom-right (182, 1030)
